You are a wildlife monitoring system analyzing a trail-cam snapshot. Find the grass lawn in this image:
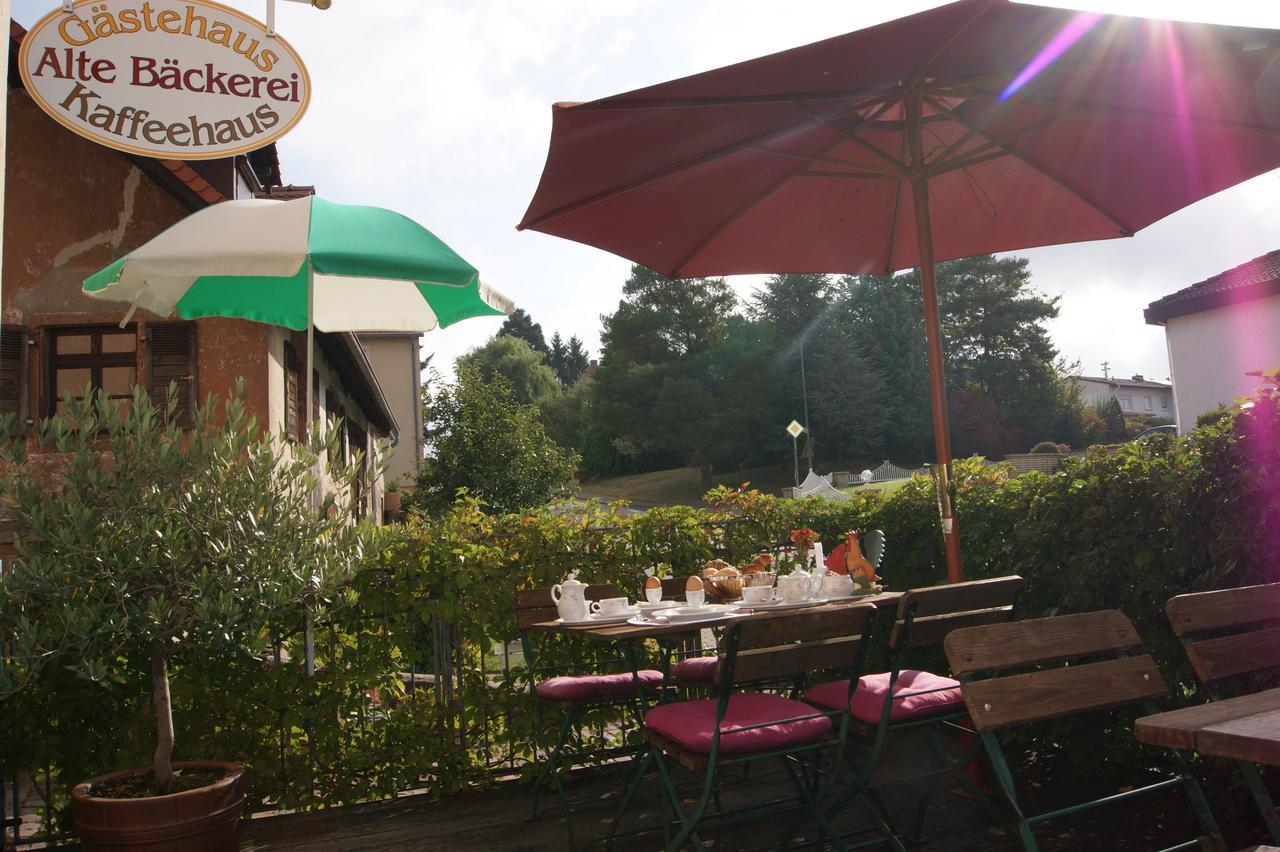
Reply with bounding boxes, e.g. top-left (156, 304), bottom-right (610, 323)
top-left (577, 464), bottom-right (918, 506)
top-left (576, 464), bottom-right (793, 507)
